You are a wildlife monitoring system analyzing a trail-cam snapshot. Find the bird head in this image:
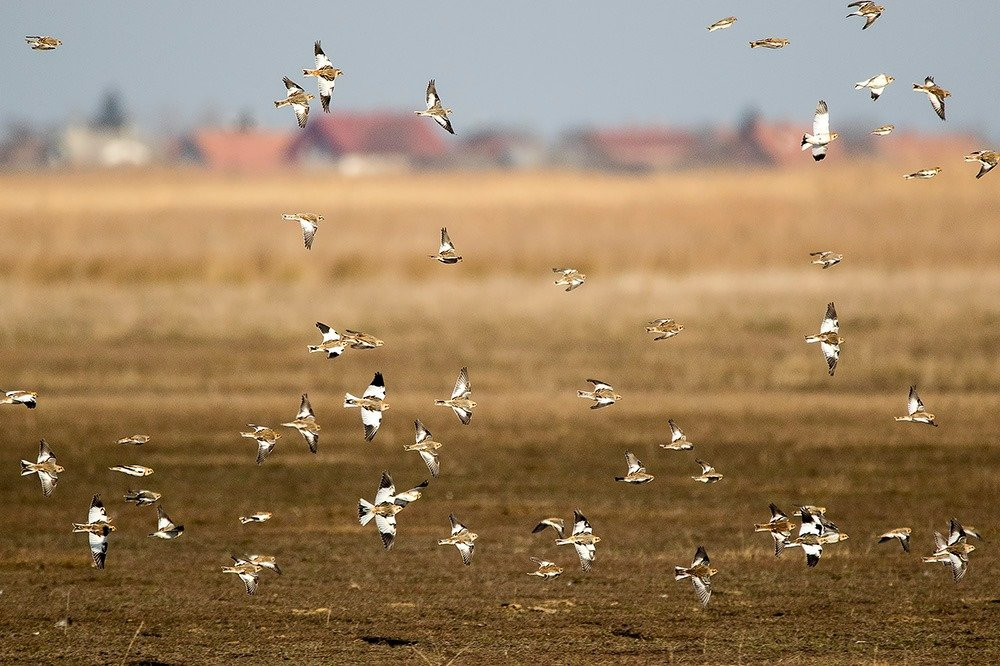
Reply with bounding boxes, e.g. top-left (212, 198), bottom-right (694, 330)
top-left (886, 75), bottom-right (895, 83)
top-left (708, 567), bottom-right (719, 576)
top-left (54, 463), bottom-right (66, 473)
